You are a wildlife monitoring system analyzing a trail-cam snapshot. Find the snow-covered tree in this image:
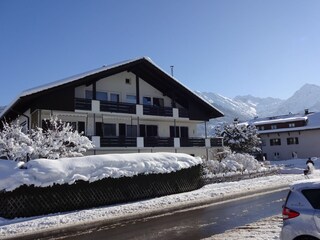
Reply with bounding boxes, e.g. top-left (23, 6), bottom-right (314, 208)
top-left (215, 121), bottom-right (261, 155)
top-left (30, 116), bottom-right (94, 159)
top-left (0, 116), bottom-right (94, 161)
